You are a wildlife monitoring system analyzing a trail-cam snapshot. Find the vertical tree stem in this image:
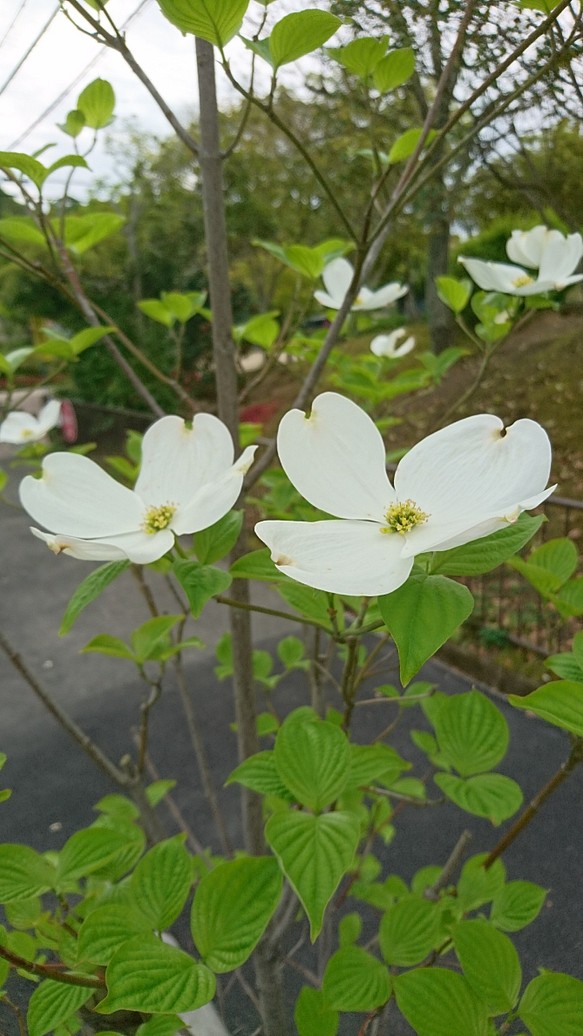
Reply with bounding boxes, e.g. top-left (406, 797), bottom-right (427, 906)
top-left (194, 38), bottom-right (287, 1034)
